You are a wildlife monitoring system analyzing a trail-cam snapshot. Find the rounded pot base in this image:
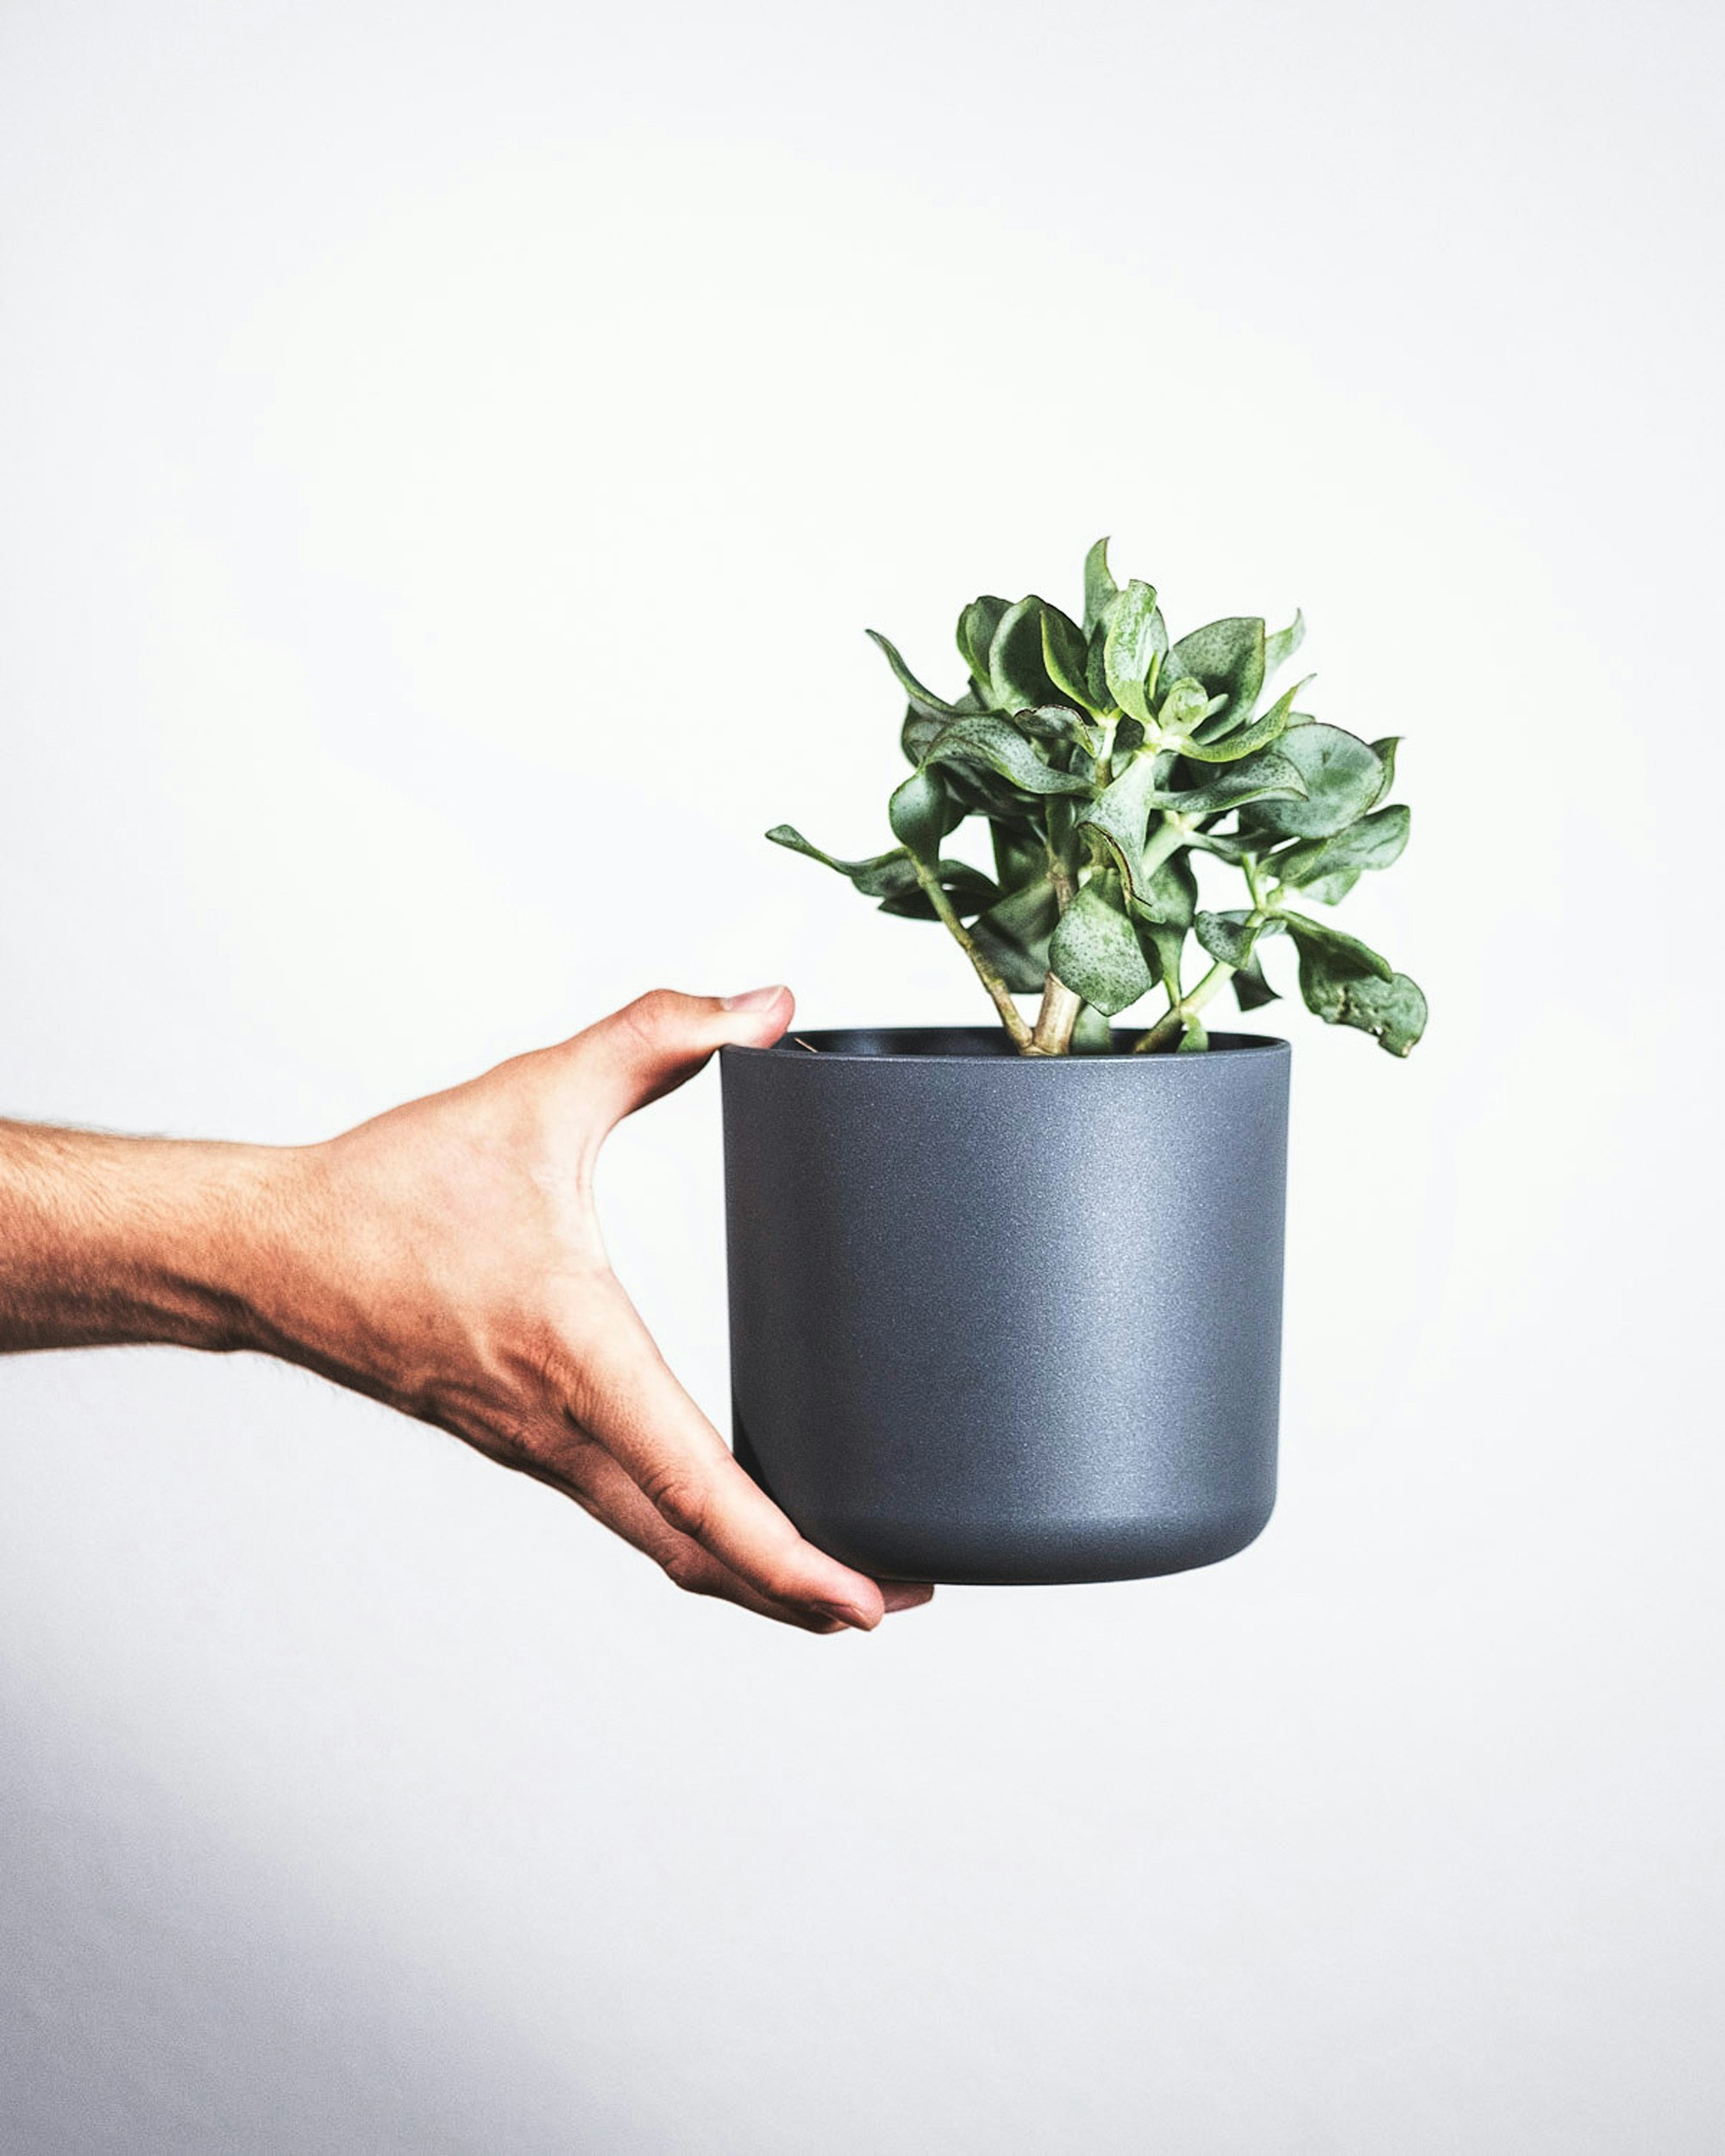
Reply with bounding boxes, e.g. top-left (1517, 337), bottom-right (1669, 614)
top-left (761, 1502), bottom-right (1278, 1589)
